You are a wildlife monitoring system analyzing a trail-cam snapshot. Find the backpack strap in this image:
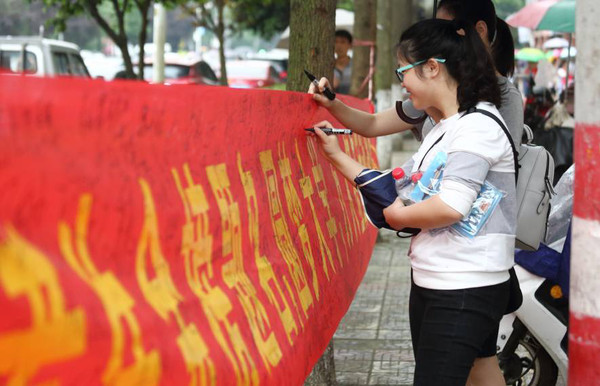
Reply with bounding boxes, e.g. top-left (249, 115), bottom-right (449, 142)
top-left (417, 132), bottom-right (446, 171)
top-left (463, 107), bottom-right (519, 184)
